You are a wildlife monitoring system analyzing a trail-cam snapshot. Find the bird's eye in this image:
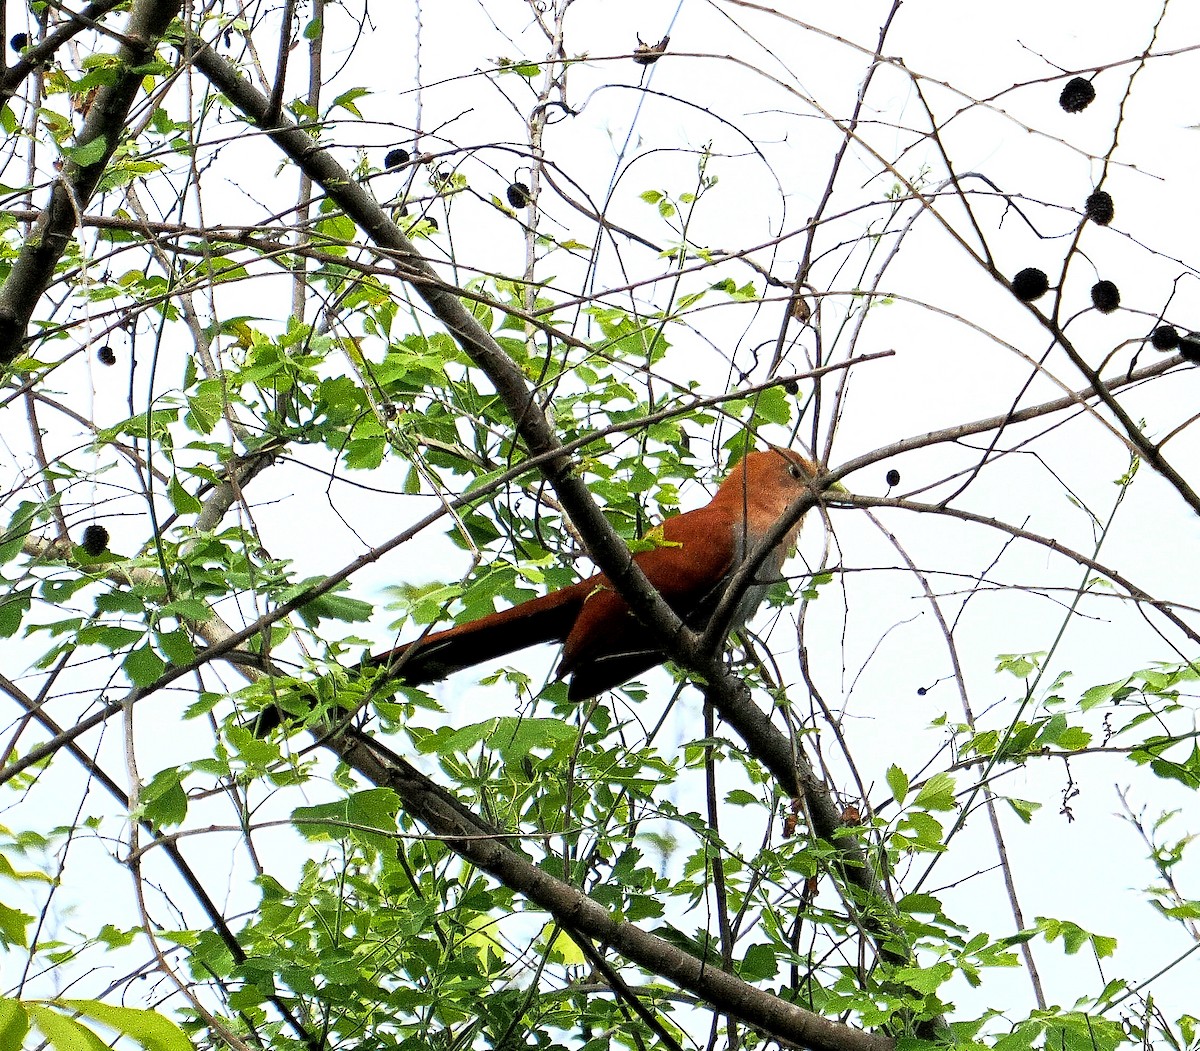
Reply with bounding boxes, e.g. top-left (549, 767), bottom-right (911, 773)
top-left (789, 464), bottom-right (803, 480)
